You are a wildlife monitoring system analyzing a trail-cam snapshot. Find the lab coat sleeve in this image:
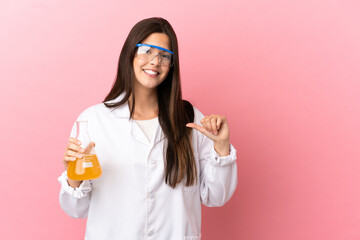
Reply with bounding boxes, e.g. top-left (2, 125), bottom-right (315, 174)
top-left (194, 108), bottom-right (238, 207)
top-left (58, 108), bottom-right (94, 218)
top-left (58, 171), bottom-right (92, 218)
